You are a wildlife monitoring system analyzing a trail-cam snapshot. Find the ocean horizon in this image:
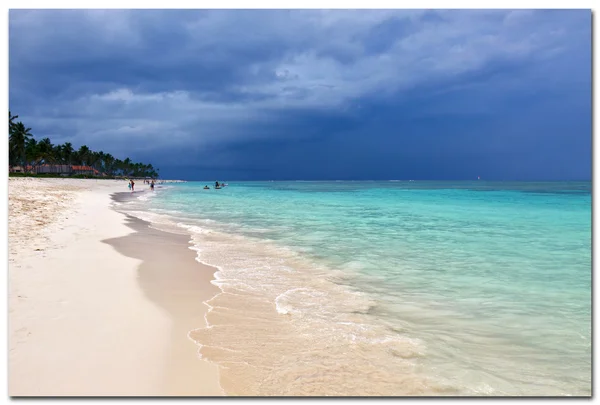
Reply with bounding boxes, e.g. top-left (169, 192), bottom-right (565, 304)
top-left (172, 179), bottom-right (592, 183)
